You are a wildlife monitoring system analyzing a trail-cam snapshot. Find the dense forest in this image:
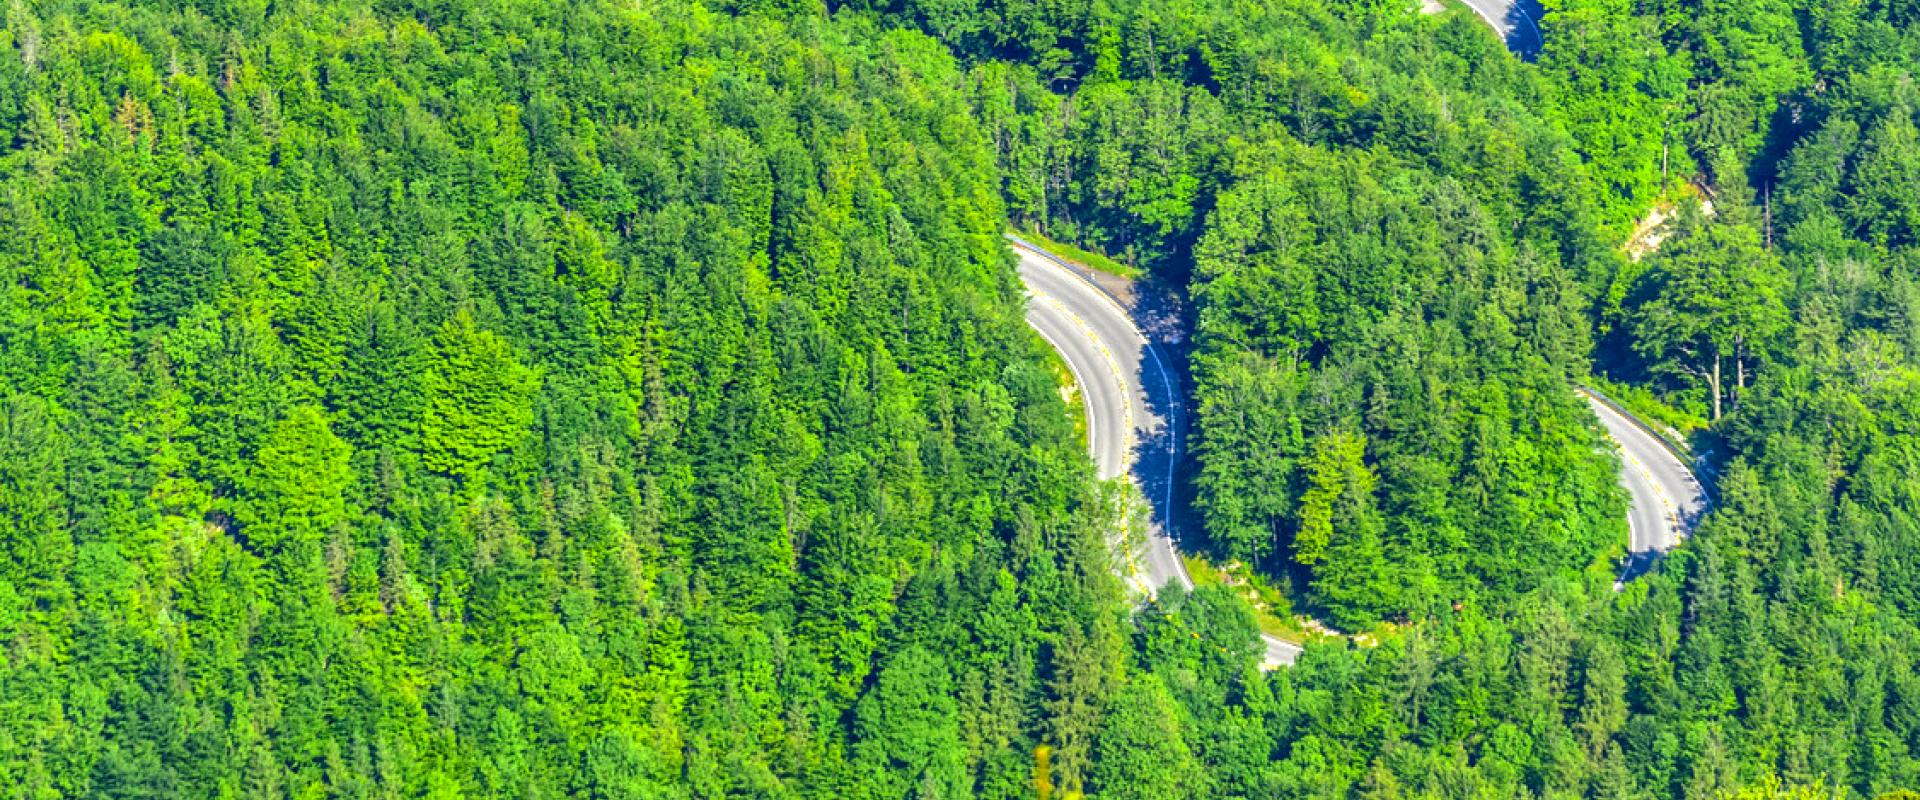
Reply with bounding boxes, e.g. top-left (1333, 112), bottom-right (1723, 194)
top-left (7, 0), bottom-right (1920, 797)
top-left (0, 2), bottom-right (1133, 795)
top-left (869, 0), bottom-right (1920, 795)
